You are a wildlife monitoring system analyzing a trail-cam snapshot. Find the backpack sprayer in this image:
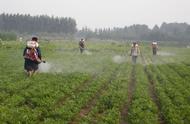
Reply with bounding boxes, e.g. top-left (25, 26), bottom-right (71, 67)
top-left (27, 40), bottom-right (46, 63)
